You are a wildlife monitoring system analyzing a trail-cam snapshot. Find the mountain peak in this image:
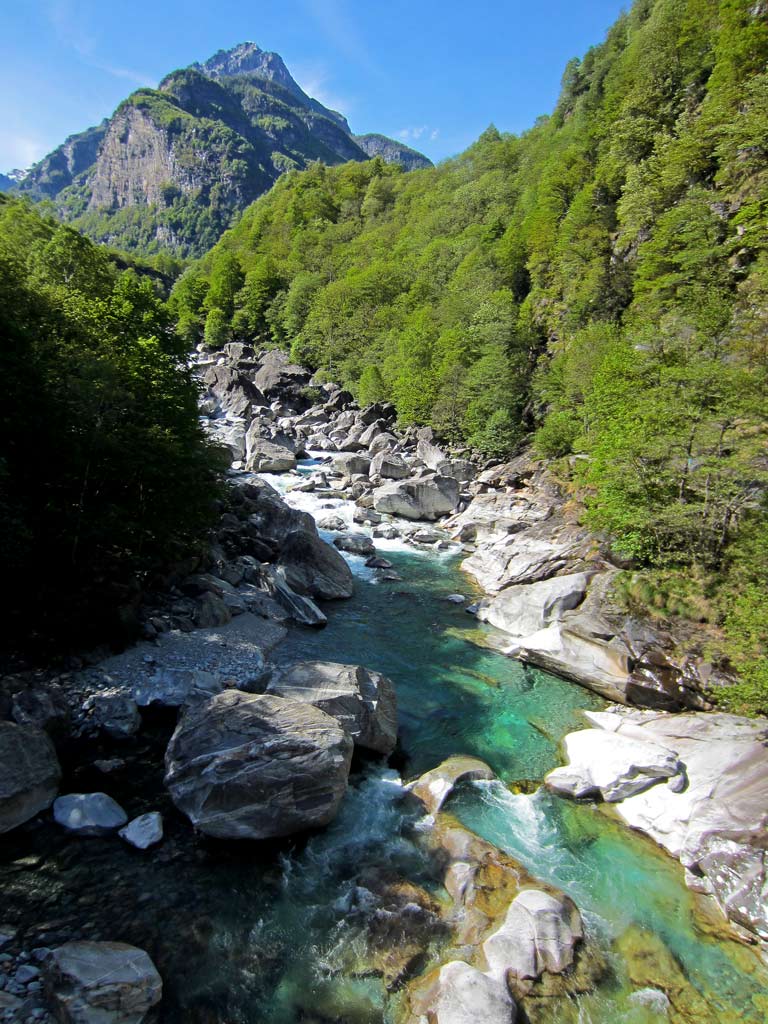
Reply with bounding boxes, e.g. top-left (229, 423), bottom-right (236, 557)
top-left (193, 42), bottom-right (298, 94)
